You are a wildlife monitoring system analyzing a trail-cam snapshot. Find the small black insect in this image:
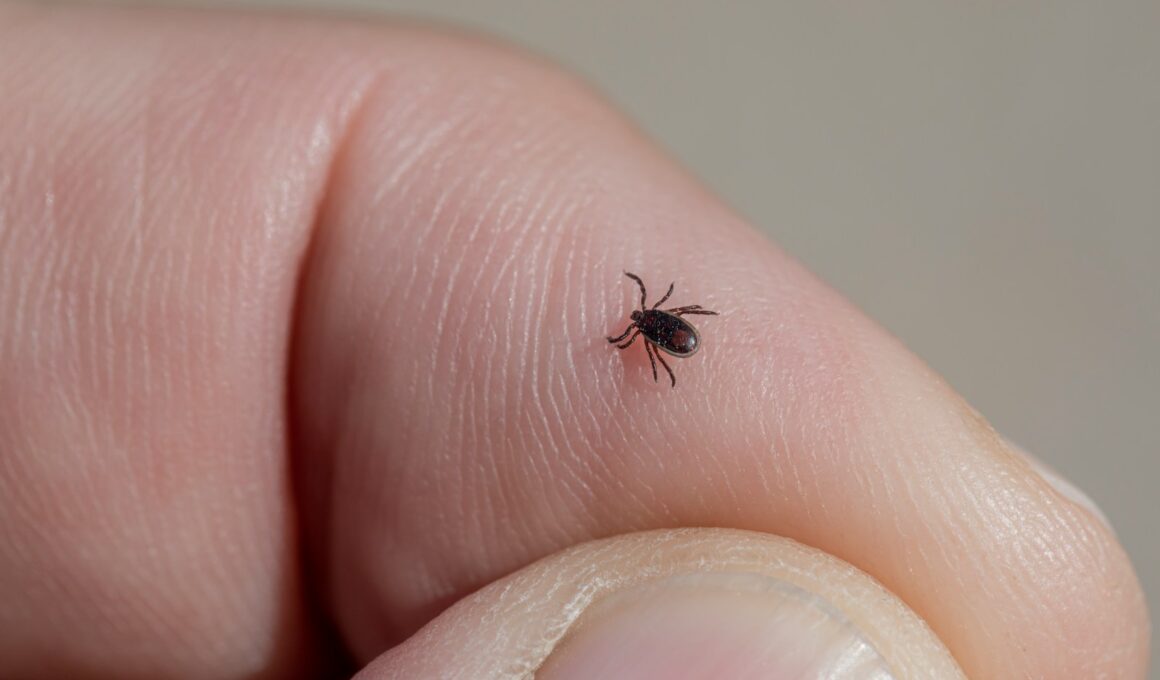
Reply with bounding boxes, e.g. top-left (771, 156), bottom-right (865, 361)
top-left (606, 272), bottom-right (719, 387)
